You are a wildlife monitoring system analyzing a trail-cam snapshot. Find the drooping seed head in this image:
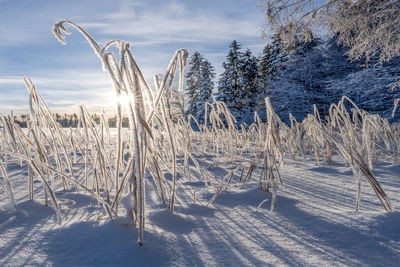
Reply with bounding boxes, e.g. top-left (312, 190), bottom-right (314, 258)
top-left (52, 21), bottom-right (71, 45)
